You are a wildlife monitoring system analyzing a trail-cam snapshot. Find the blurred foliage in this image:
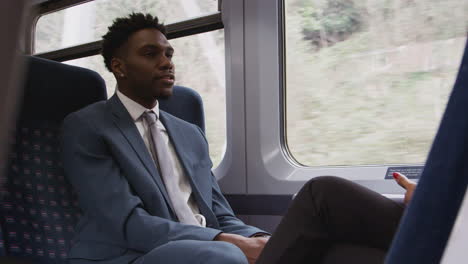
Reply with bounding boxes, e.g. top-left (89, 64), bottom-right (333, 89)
top-left (298, 0), bottom-right (468, 51)
top-left (286, 0), bottom-right (468, 166)
top-left (299, 0), bottom-right (363, 49)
